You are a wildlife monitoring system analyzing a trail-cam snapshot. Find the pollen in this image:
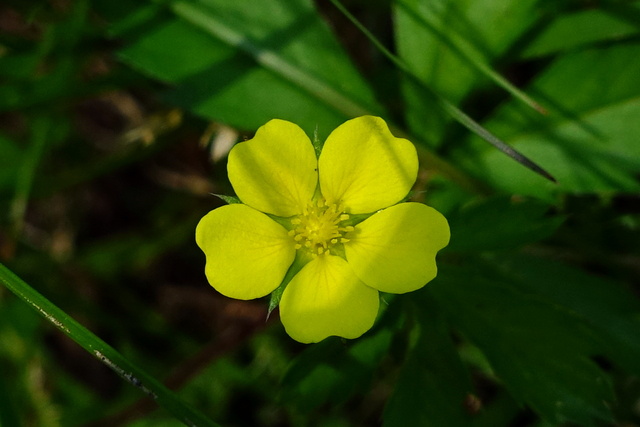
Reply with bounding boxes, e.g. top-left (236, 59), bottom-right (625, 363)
top-left (289, 198), bottom-right (353, 255)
